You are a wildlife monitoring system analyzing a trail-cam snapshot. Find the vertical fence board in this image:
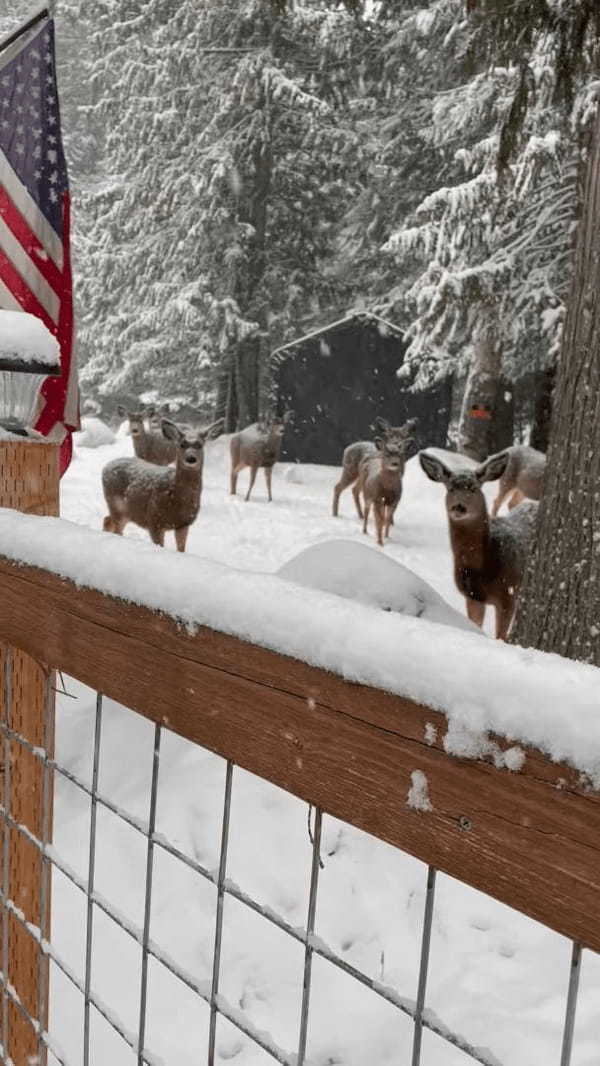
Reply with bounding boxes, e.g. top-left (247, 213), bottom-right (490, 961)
top-left (0, 440), bottom-right (59, 1064)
